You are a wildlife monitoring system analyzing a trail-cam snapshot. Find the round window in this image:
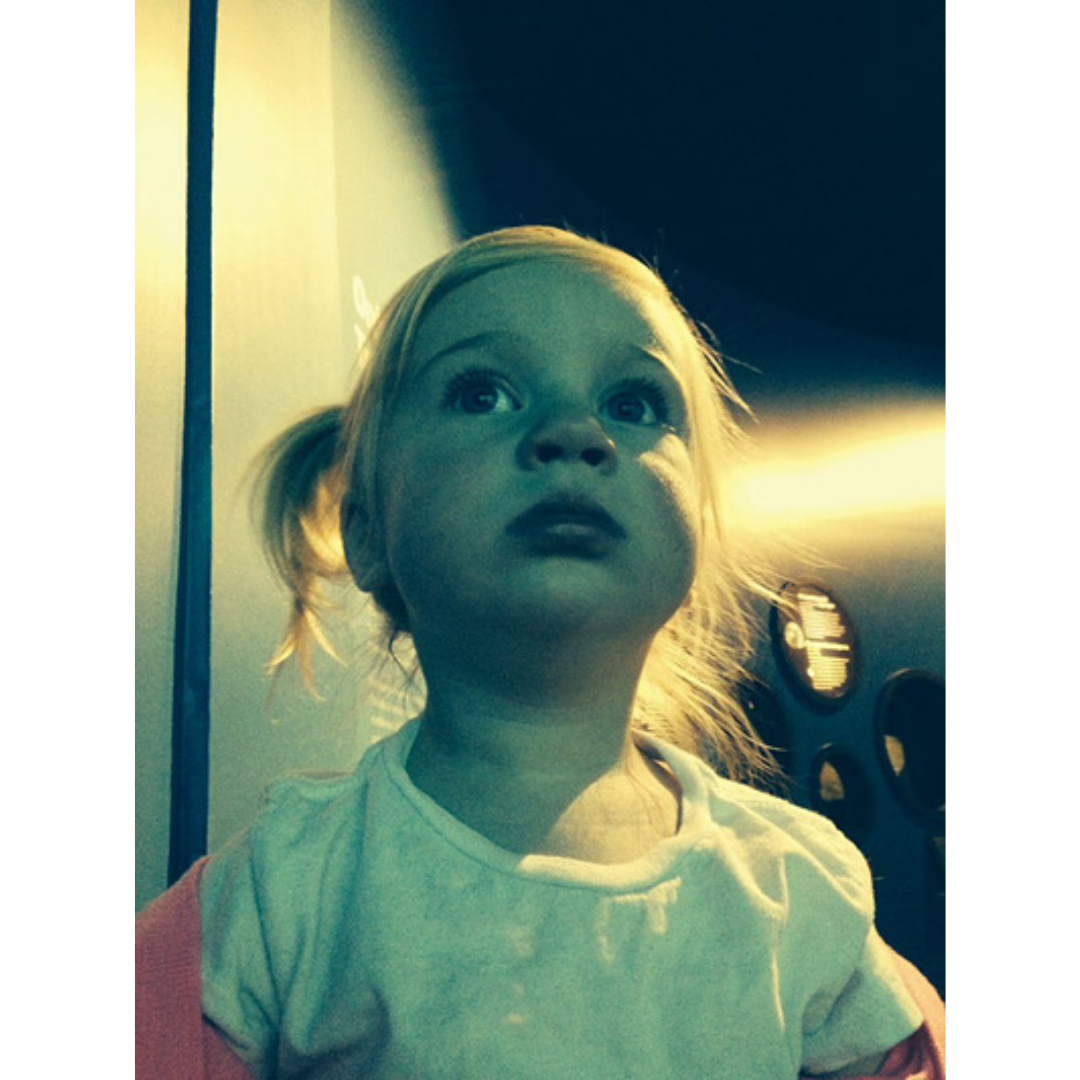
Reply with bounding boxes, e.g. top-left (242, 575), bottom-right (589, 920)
top-left (808, 744), bottom-right (873, 842)
top-left (771, 582), bottom-right (860, 708)
top-left (874, 670), bottom-right (945, 828)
